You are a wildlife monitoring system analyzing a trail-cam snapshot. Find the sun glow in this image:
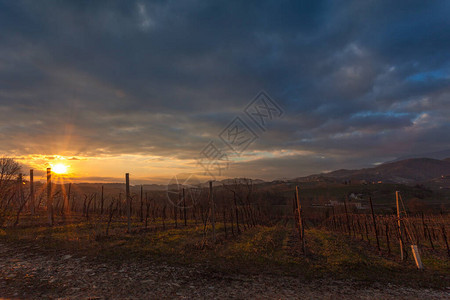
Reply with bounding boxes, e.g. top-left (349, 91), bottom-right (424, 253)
top-left (52, 163), bottom-right (68, 174)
